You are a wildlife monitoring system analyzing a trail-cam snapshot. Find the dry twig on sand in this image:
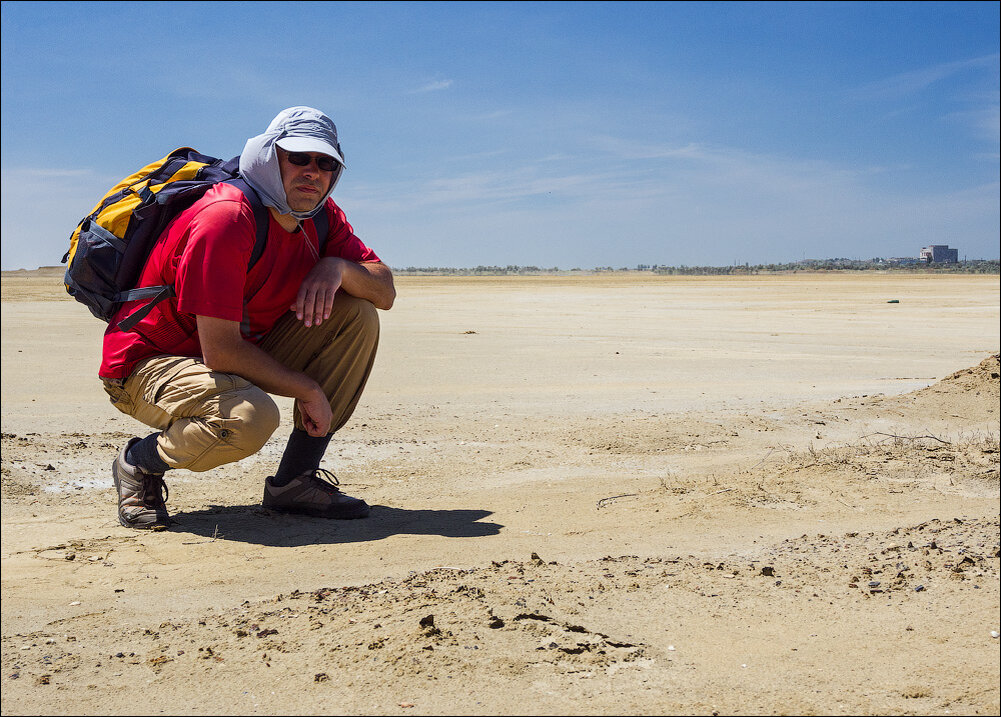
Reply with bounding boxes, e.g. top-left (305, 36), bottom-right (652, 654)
top-left (596, 493), bottom-right (639, 509)
top-left (862, 432), bottom-right (952, 445)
